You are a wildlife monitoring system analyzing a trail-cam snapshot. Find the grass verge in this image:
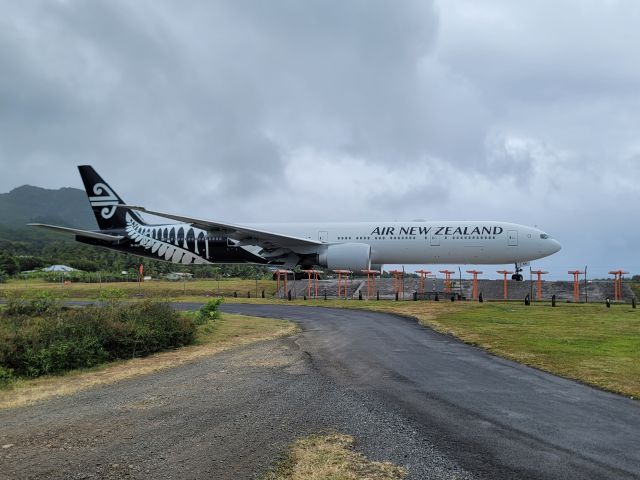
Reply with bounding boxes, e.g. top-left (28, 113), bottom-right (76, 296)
top-left (0, 312), bottom-right (298, 409)
top-left (0, 278), bottom-right (277, 299)
top-left (264, 432), bottom-right (406, 480)
top-left (306, 300), bottom-right (640, 399)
